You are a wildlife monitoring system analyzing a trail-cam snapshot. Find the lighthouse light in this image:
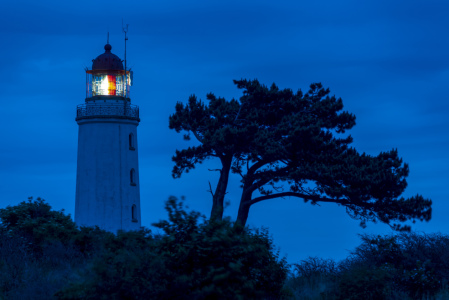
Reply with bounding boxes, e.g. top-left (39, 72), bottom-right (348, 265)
top-left (88, 73), bottom-right (129, 98)
top-left (95, 75), bottom-right (116, 96)
top-left (99, 75), bottom-right (116, 95)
